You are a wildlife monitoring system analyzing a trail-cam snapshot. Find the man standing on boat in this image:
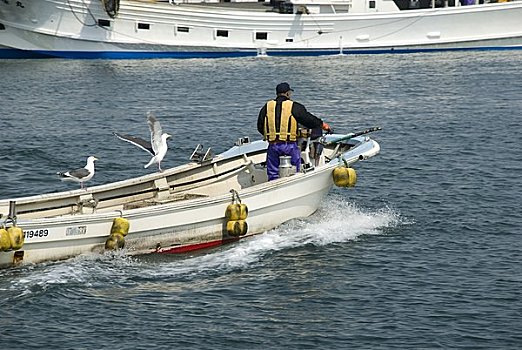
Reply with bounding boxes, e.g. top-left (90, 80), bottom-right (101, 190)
top-left (257, 82), bottom-right (332, 181)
